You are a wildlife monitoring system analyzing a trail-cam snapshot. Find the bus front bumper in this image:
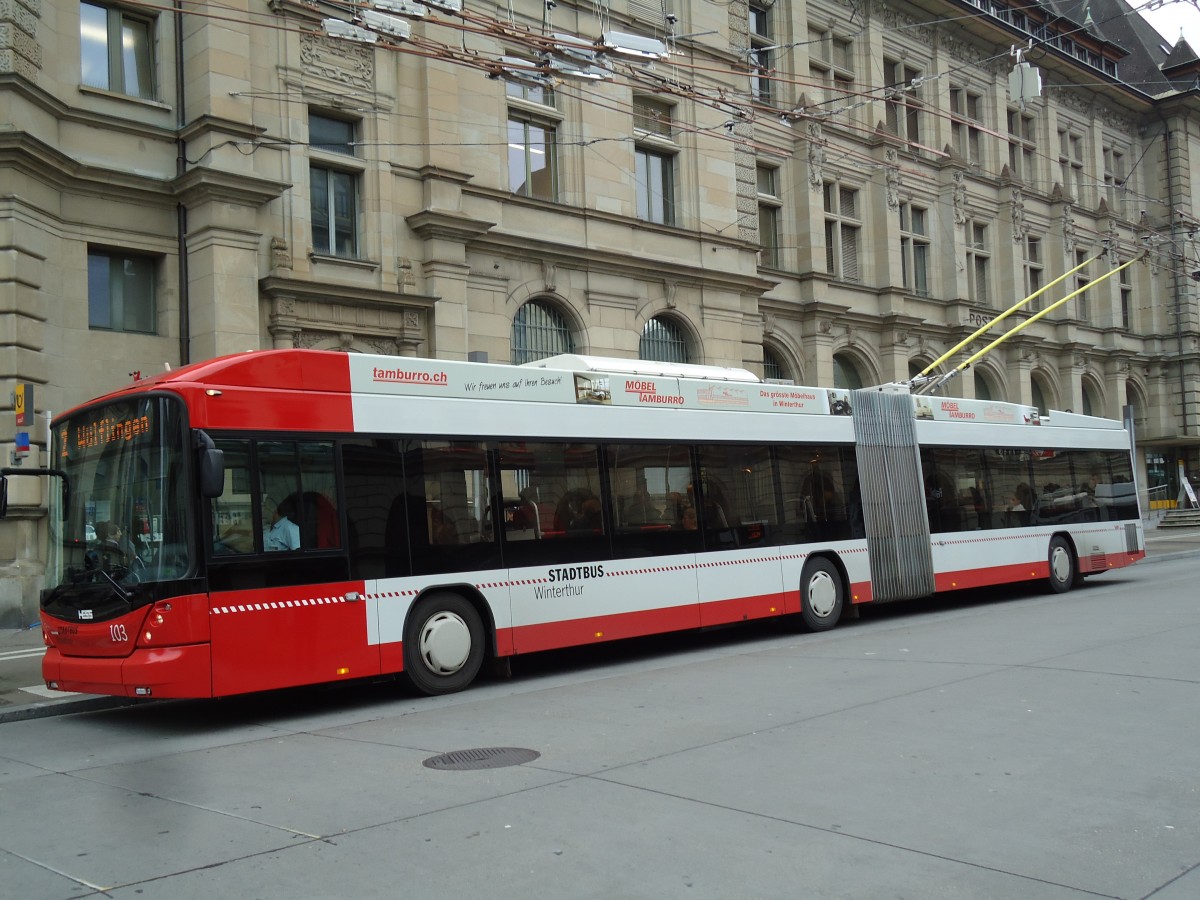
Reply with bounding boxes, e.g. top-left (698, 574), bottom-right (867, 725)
top-left (43, 644), bottom-right (213, 699)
